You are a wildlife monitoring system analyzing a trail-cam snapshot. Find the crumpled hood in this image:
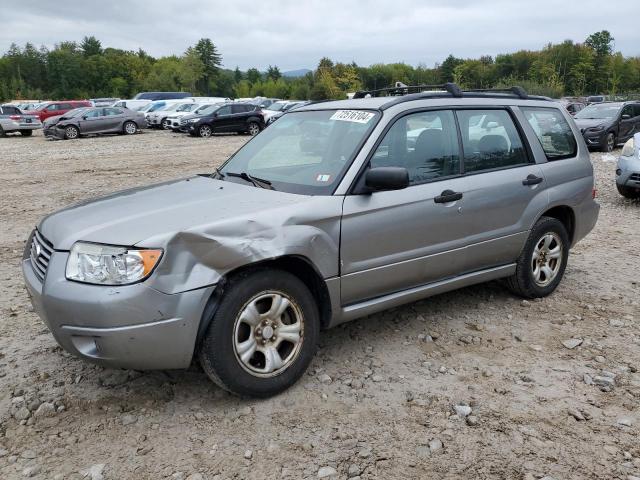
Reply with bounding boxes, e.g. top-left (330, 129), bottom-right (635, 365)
top-left (574, 118), bottom-right (608, 130)
top-left (39, 175), bottom-right (309, 250)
